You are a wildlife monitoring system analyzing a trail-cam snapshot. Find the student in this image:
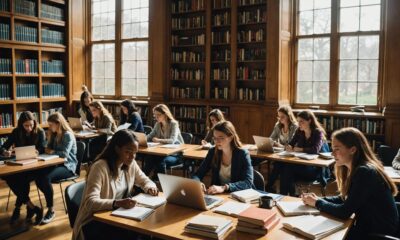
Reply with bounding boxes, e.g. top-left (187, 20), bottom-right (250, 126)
top-left (0, 111), bottom-right (45, 224)
top-left (120, 99), bottom-right (144, 133)
top-left (392, 148), bottom-right (400, 170)
top-left (73, 129), bottom-right (158, 240)
top-left (143, 104), bottom-right (184, 177)
top-left (266, 105), bottom-right (298, 192)
top-left (35, 112), bottom-right (77, 224)
top-left (89, 101), bottom-right (117, 134)
top-left (192, 121), bottom-right (254, 194)
top-left (279, 110), bottom-right (326, 195)
top-left (201, 109), bottom-right (225, 146)
top-left (78, 85), bottom-right (94, 124)
top-left (302, 127), bottom-right (399, 240)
